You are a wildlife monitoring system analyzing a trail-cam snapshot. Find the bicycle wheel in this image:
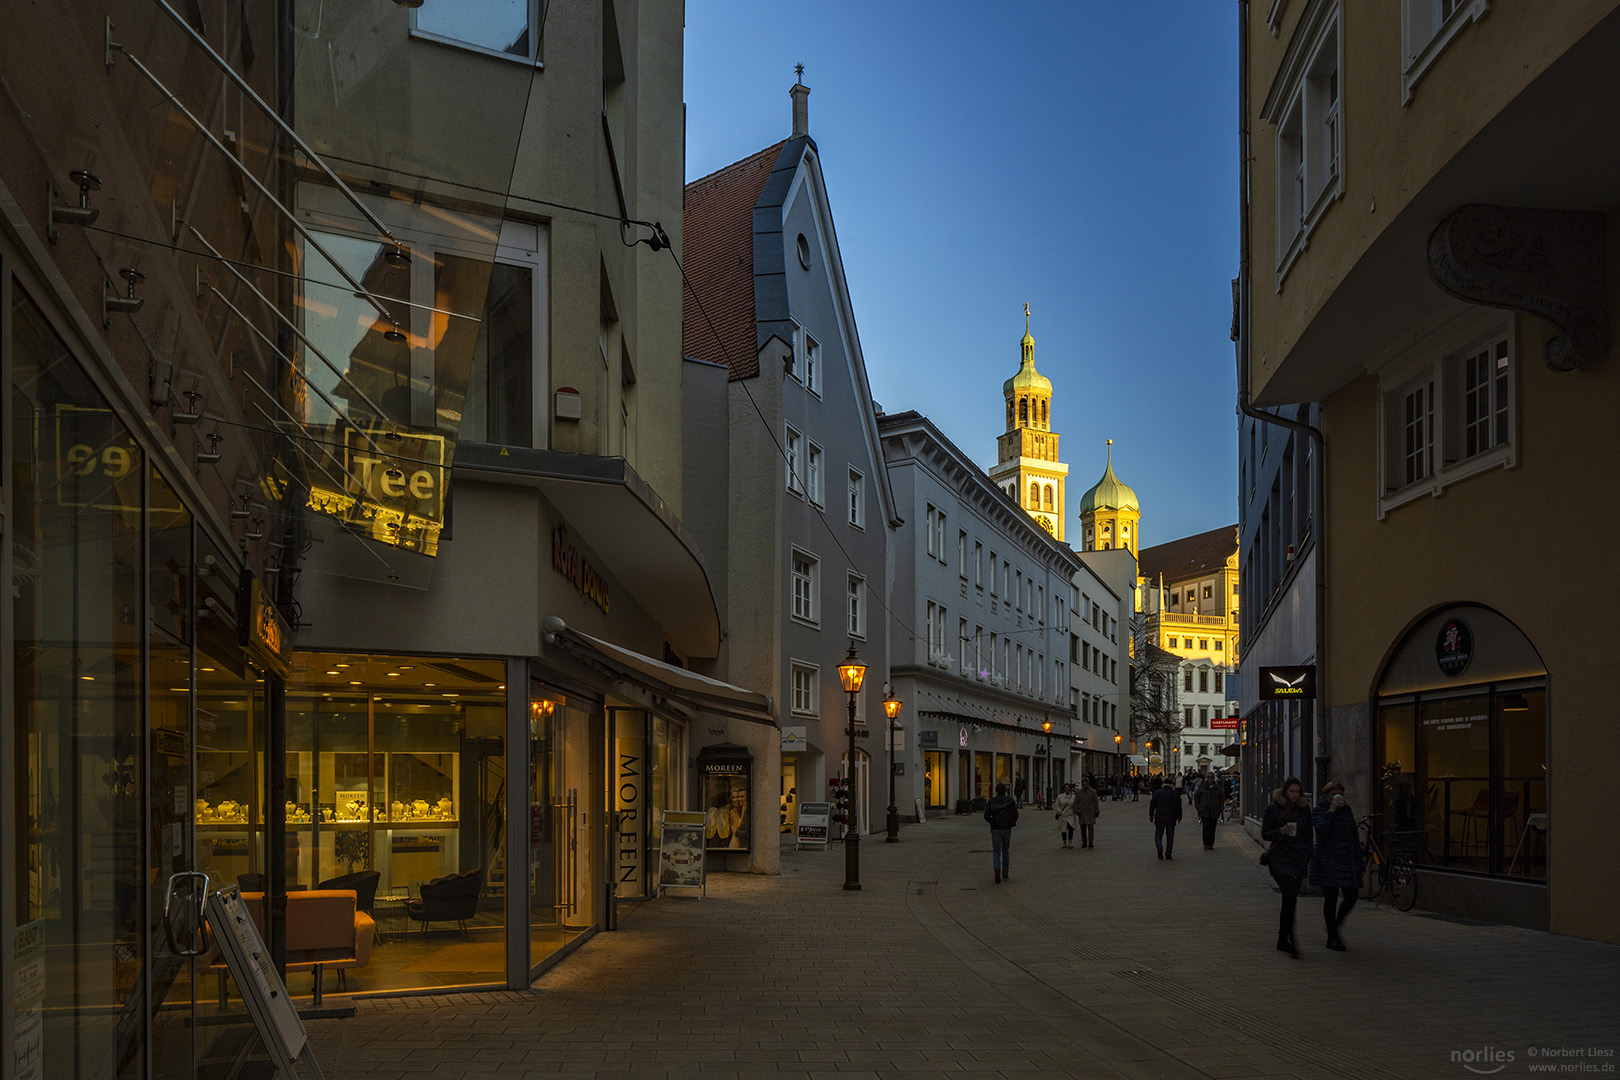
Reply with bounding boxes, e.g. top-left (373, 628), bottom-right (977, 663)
top-left (1389, 855), bottom-right (1418, 911)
